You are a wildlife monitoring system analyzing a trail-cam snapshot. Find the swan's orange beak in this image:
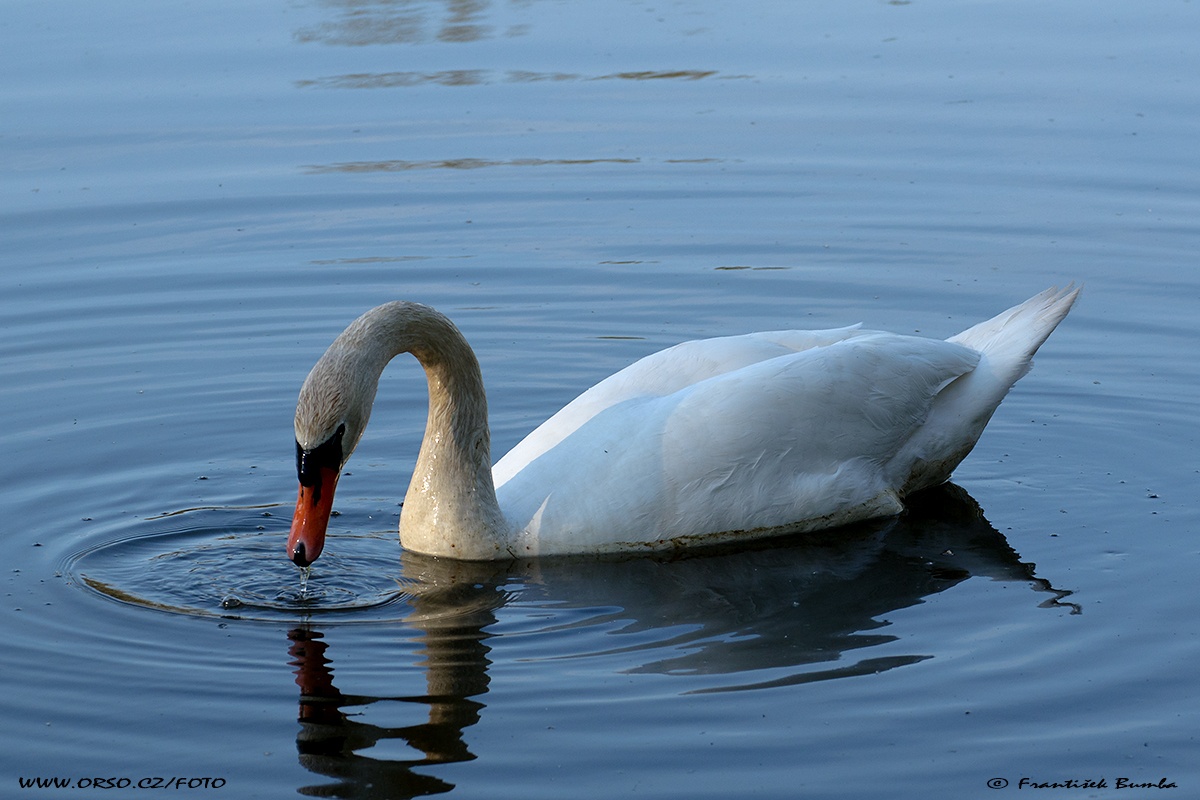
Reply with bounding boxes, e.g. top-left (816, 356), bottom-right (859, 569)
top-left (288, 425), bottom-right (346, 568)
top-left (287, 465), bottom-right (339, 567)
